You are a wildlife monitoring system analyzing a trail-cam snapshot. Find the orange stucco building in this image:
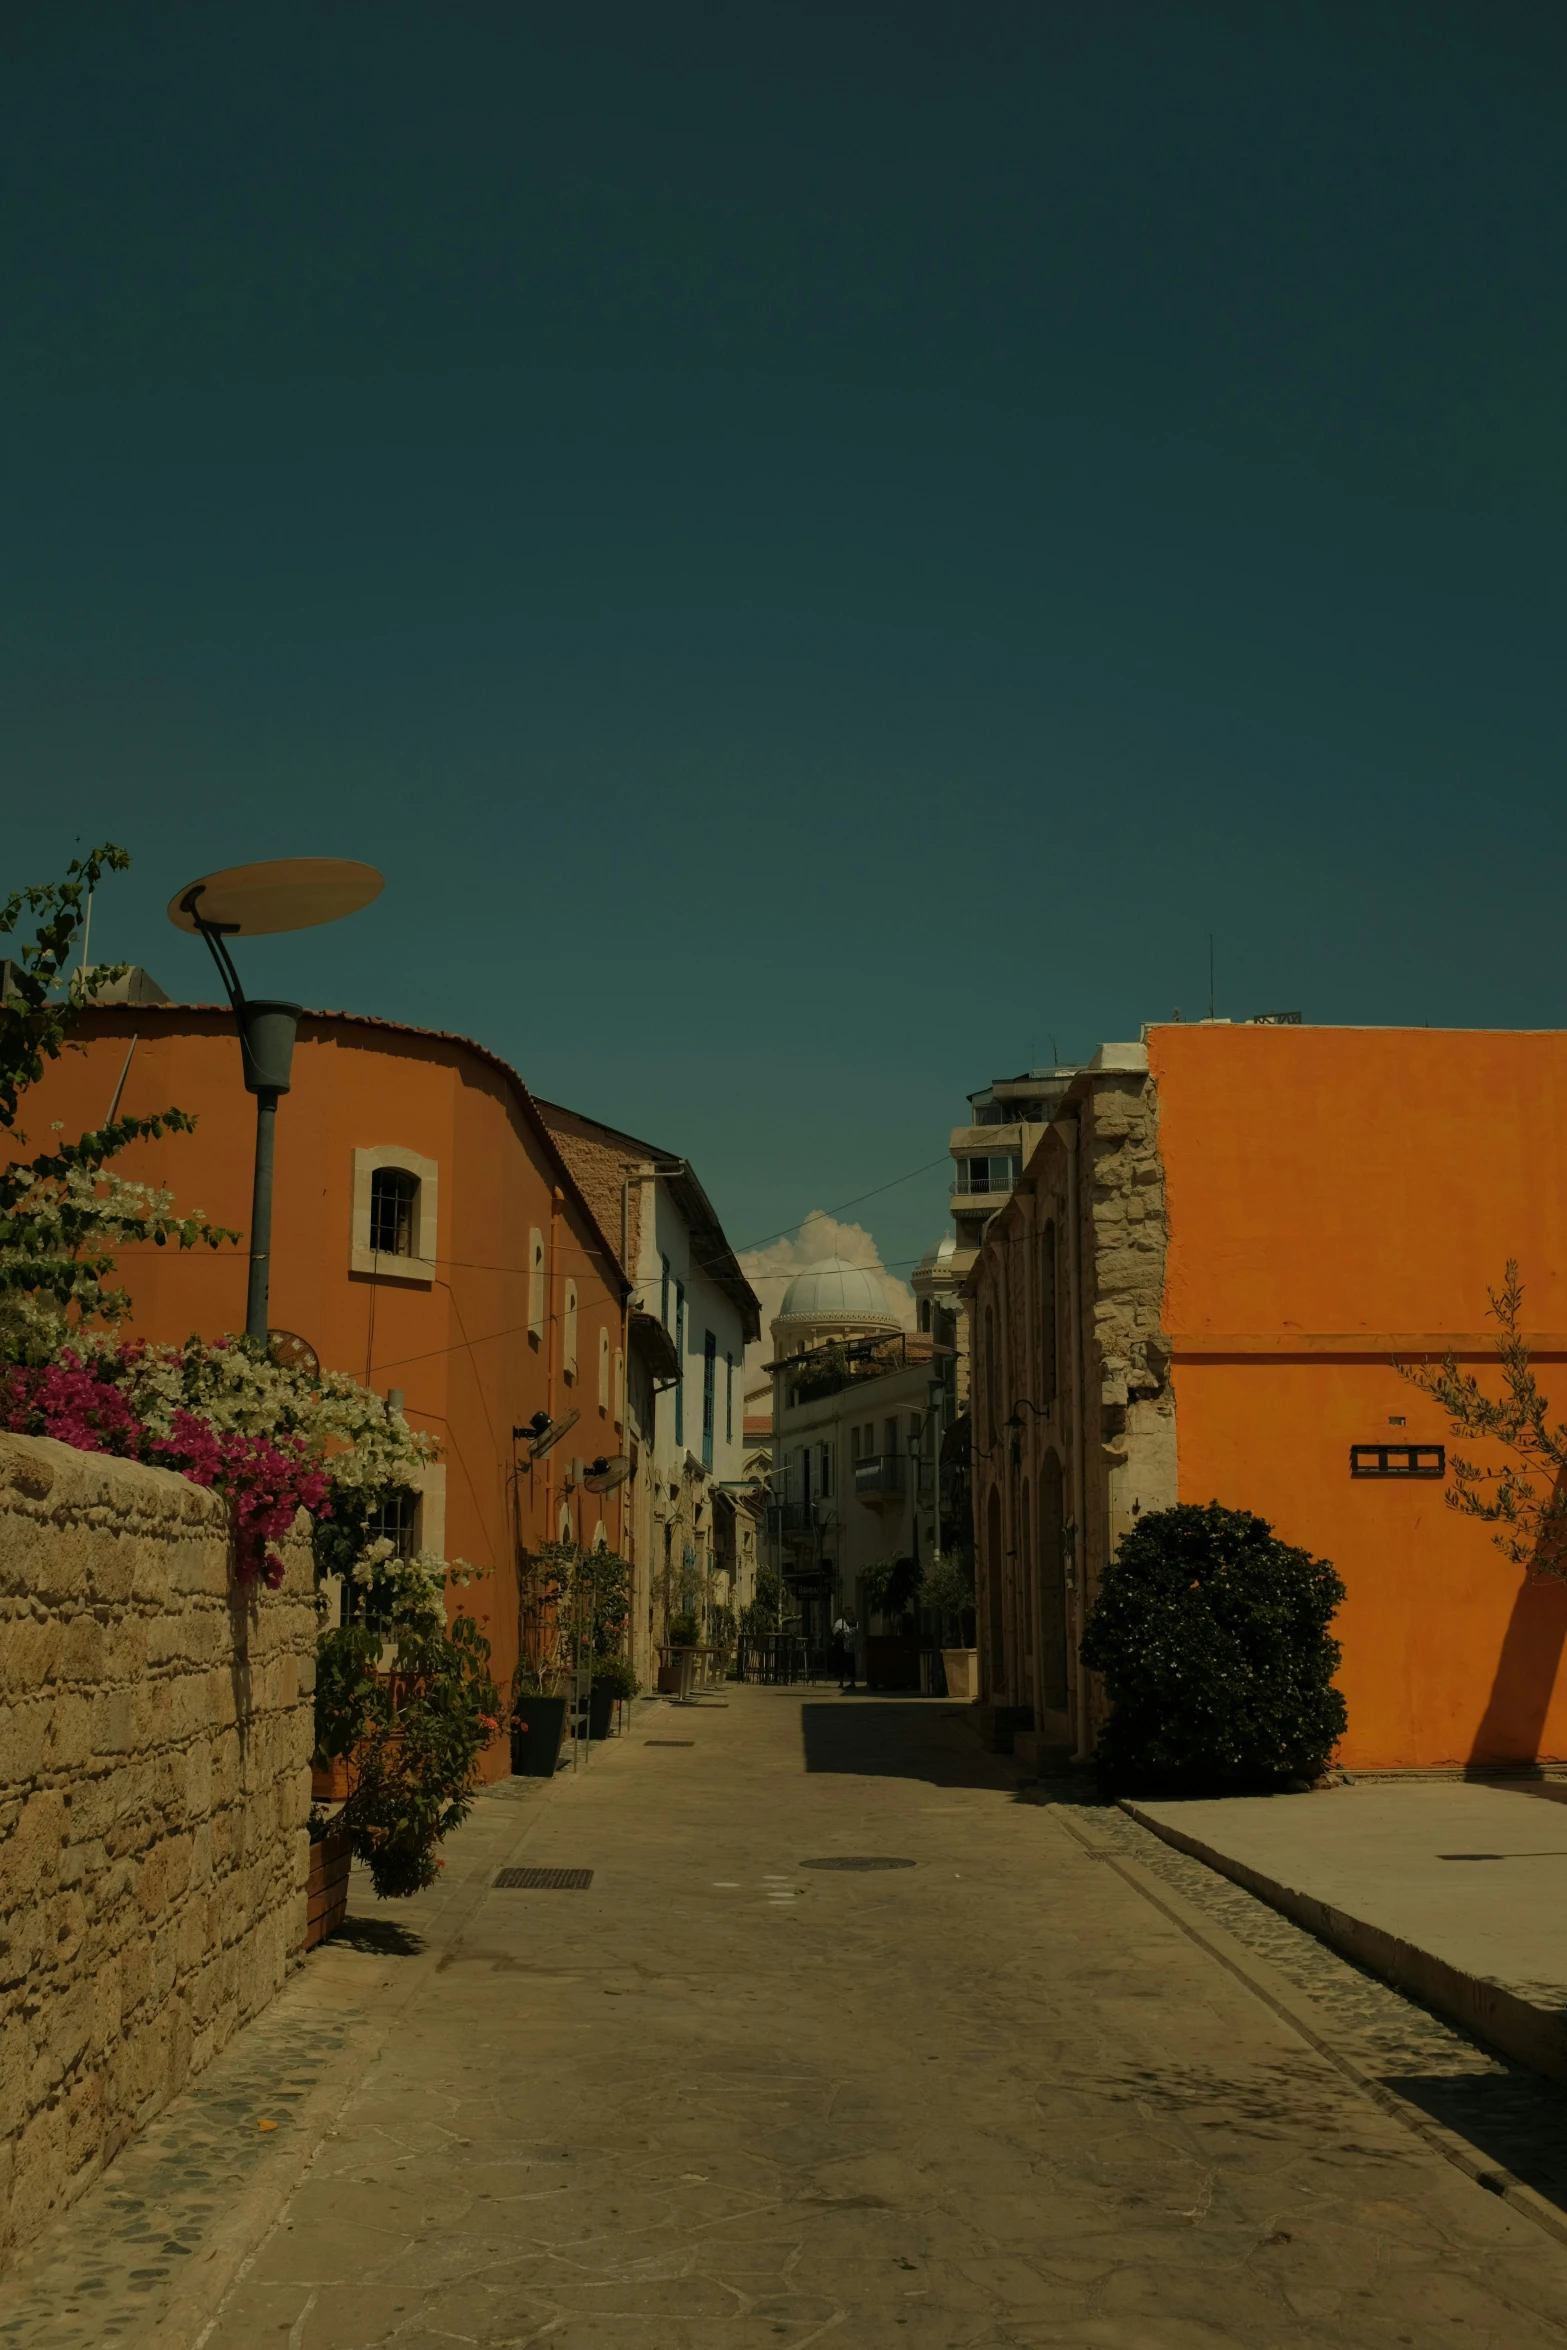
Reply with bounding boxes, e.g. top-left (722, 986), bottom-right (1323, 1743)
top-left (8, 1002), bottom-right (633, 1766)
top-left (968, 1024), bottom-right (1567, 1774)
